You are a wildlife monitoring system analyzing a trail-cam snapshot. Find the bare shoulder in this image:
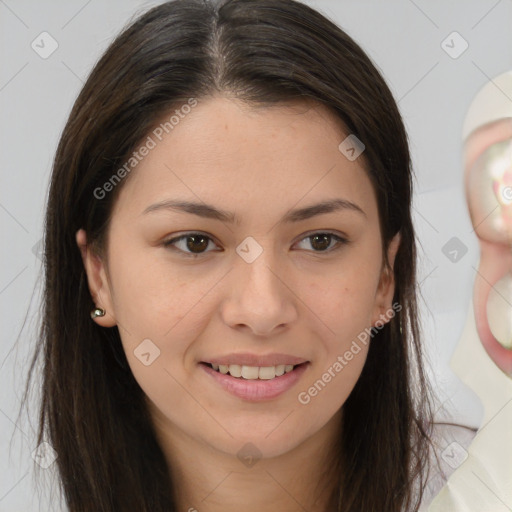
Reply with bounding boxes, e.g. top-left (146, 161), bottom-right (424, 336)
top-left (418, 421), bottom-right (478, 511)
